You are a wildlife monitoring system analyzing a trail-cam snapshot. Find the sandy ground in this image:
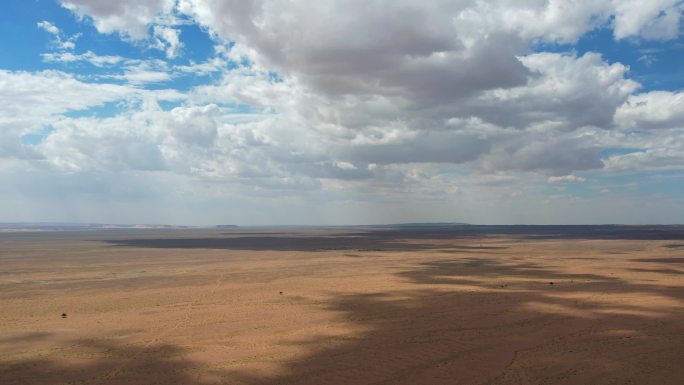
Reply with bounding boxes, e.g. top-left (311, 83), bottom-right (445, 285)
top-left (1, 227), bottom-right (684, 384)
